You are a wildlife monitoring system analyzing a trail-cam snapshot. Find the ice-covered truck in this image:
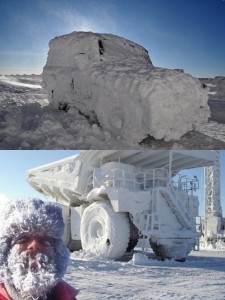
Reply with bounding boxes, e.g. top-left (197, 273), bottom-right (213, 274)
top-left (42, 32), bottom-right (210, 143)
top-left (27, 150), bottom-right (216, 261)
